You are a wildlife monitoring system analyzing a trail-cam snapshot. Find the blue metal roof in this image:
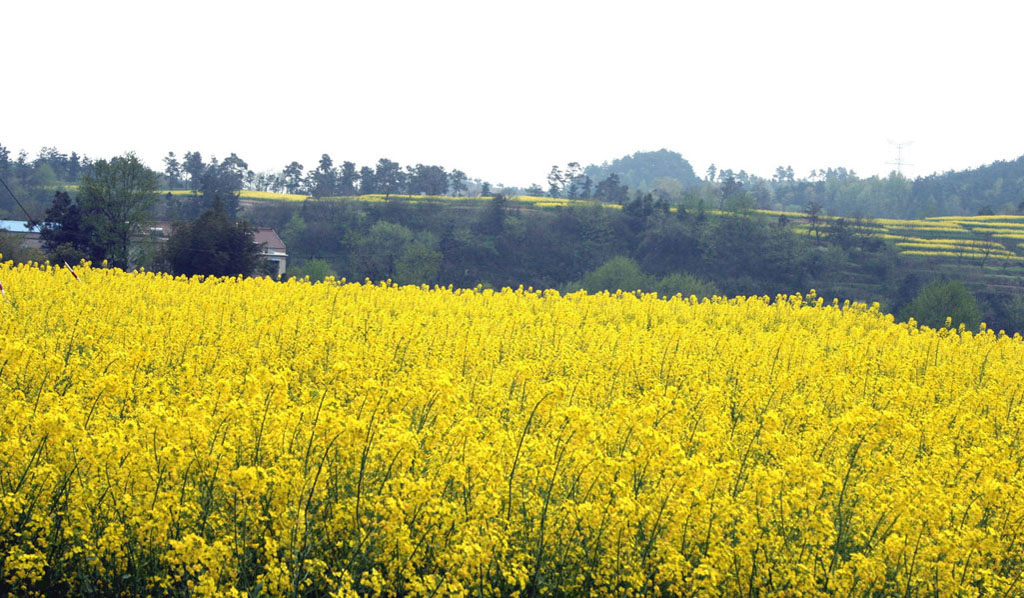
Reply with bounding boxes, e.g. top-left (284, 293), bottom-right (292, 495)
top-left (0, 220), bottom-right (33, 233)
